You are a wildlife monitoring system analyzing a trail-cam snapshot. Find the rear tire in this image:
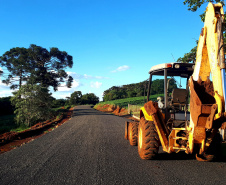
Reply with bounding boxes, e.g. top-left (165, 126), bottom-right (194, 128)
top-left (125, 122), bottom-right (129, 140)
top-left (128, 122), bottom-right (138, 146)
top-left (138, 117), bottom-right (159, 159)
